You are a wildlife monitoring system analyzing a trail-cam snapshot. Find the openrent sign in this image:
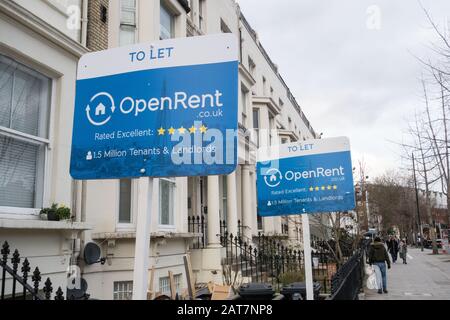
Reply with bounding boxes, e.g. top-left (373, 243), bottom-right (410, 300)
top-left (70, 34), bottom-right (238, 179)
top-left (256, 137), bottom-right (356, 216)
